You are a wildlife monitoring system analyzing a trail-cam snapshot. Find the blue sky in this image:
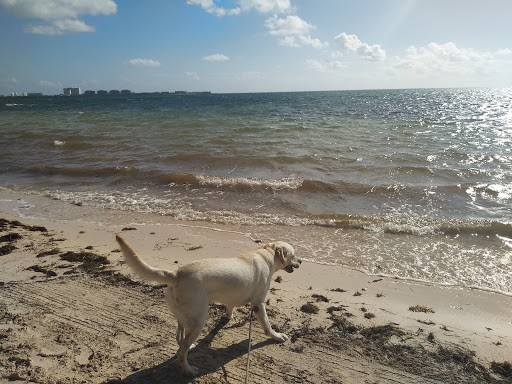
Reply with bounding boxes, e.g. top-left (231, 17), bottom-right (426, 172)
top-left (1, 0), bottom-right (511, 94)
